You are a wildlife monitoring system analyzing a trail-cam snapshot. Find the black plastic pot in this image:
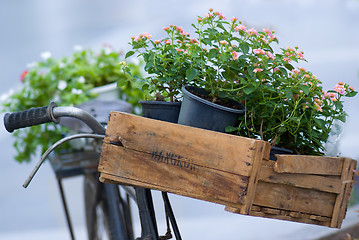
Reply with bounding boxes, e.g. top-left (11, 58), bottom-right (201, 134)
top-left (178, 86), bottom-right (245, 132)
top-left (140, 101), bottom-right (181, 123)
top-left (269, 146), bottom-right (293, 161)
